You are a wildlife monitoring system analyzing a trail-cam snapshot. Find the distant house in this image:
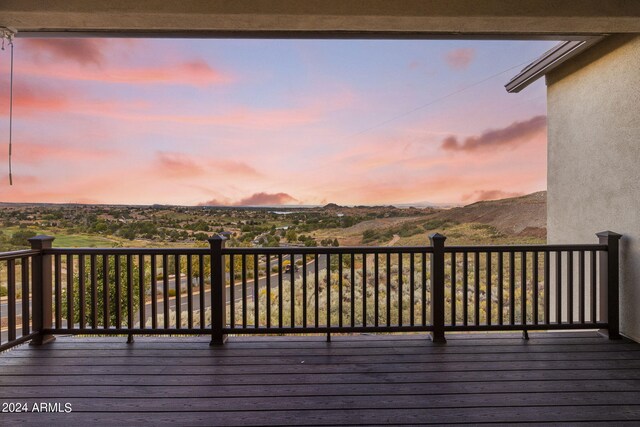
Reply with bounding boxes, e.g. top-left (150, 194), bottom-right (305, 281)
top-left (506, 35), bottom-right (640, 342)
